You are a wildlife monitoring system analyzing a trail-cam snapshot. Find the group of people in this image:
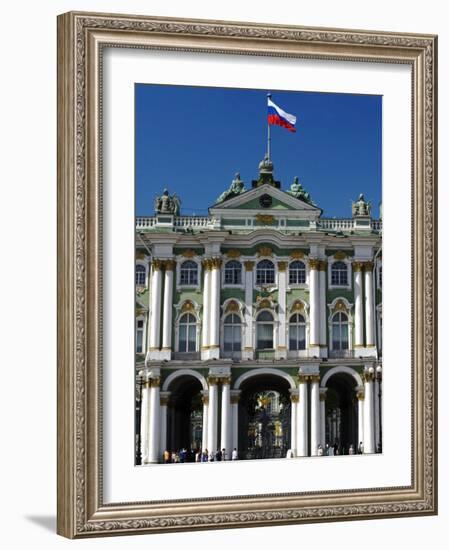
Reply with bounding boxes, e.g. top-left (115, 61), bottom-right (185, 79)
top-left (163, 448), bottom-right (239, 464)
top-left (317, 441), bottom-right (365, 456)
